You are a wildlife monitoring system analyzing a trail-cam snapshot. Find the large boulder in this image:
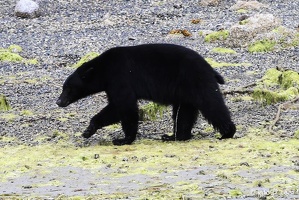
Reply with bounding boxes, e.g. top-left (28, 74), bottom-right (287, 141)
top-left (226, 14), bottom-right (281, 47)
top-left (15, 0), bottom-right (40, 18)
